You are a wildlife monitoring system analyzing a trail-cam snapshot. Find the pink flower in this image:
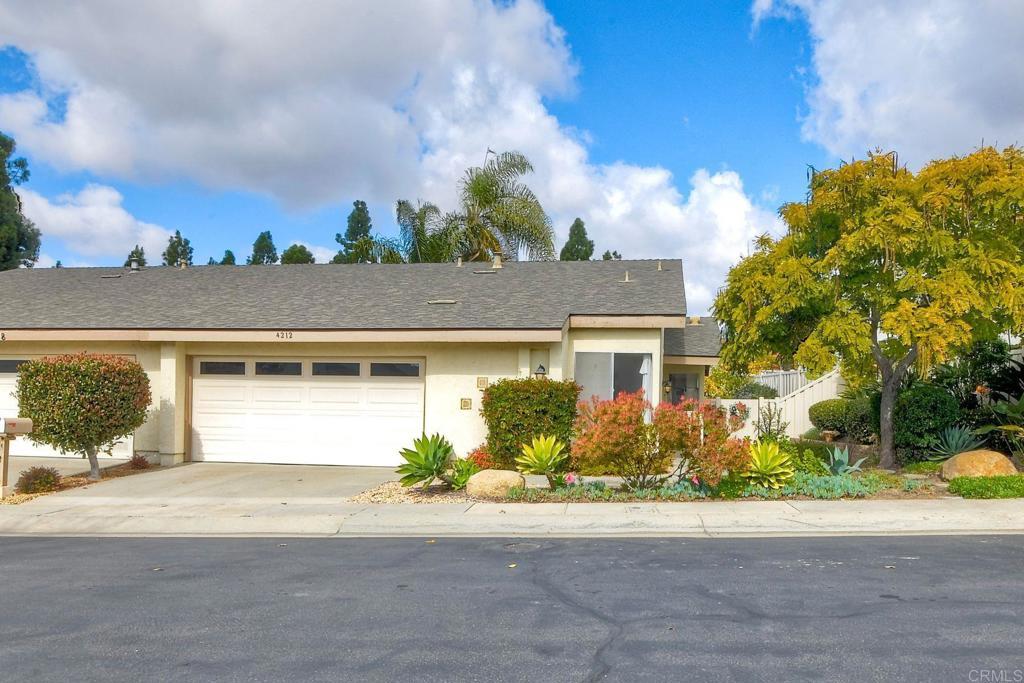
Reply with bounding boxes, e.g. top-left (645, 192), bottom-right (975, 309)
top-left (691, 476), bottom-right (700, 486)
top-left (564, 472), bottom-right (577, 485)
